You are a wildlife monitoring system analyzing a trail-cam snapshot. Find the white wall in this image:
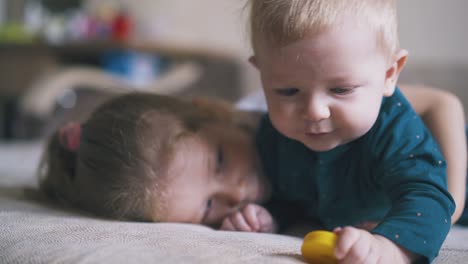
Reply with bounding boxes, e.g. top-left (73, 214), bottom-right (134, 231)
top-left (397, 0), bottom-right (468, 64)
top-left (84, 0), bottom-right (468, 96)
top-left (396, 0), bottom-right (468, 114)
top-left (85, 0), bottom-right (251, 55)
top-left (91, 0), bottom-right (468, 63)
